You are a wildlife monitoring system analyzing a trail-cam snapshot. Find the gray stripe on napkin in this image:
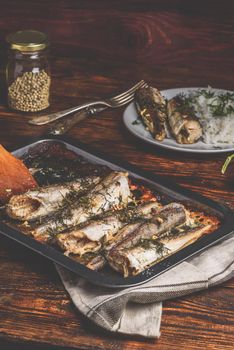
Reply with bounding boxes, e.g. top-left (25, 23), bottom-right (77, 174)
top-left (56, 233), bottom-right (234, 339)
